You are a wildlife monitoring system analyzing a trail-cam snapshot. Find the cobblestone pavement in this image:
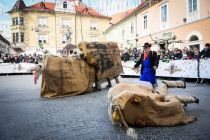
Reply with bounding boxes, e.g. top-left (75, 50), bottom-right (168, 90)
top-left (0, 75), bottom-right (210, 140)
